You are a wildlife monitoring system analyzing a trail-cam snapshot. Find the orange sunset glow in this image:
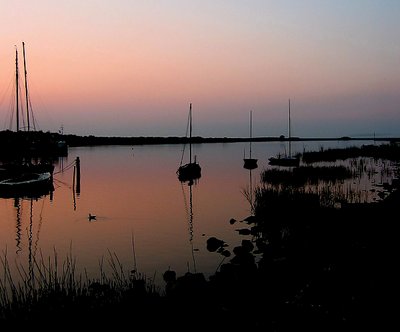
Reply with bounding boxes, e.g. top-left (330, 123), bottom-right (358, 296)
top-left (1, 1), bottom-right (399, 138)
